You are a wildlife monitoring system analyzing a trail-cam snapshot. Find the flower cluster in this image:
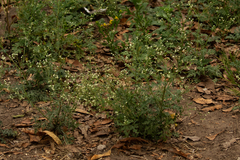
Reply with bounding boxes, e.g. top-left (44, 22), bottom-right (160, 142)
top-left (100, 16), bottom-right (119, 27)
